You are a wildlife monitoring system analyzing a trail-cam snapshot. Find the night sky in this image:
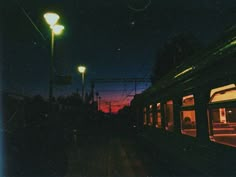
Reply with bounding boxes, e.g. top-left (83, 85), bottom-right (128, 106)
top-left (2, 0), bottom-right (236, 112)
